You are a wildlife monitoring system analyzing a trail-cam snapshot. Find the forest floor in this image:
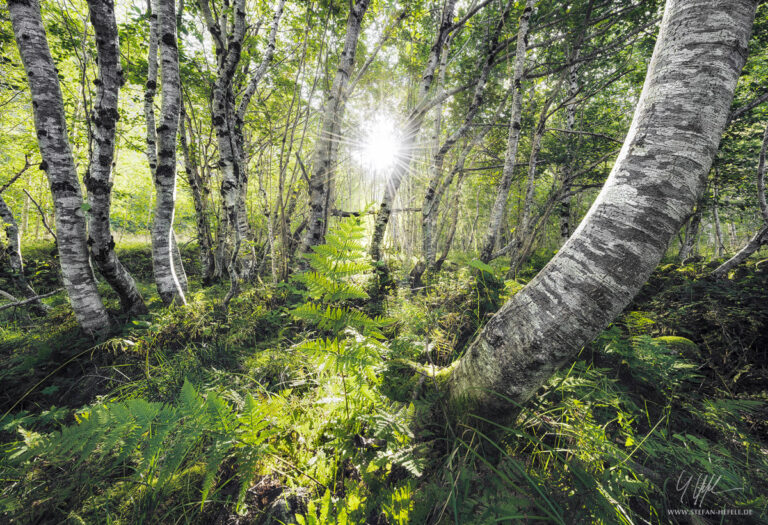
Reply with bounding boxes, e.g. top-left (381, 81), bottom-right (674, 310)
top-left (1, 241), bottom-right (767, 524)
